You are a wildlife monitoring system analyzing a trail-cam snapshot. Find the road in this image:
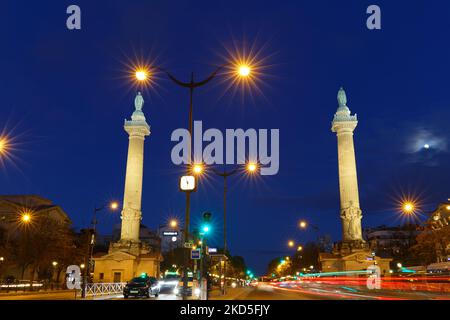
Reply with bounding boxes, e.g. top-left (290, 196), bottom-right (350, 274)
top-left (1, 281), bottom-right (449, 300)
